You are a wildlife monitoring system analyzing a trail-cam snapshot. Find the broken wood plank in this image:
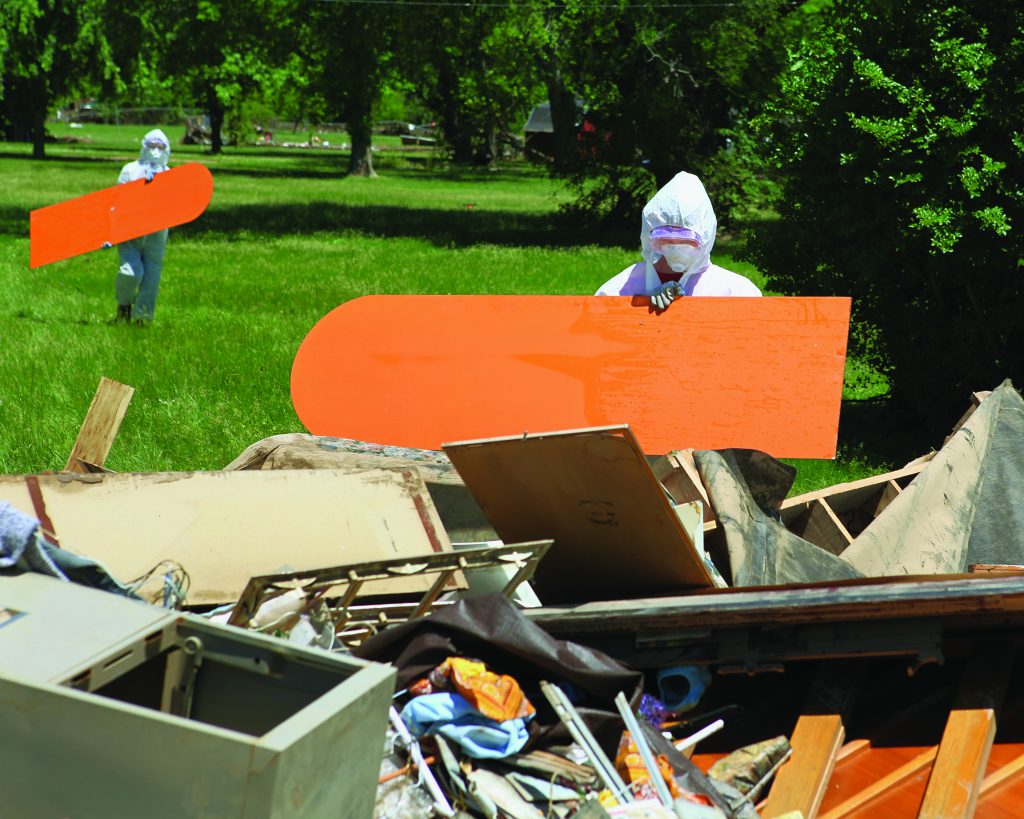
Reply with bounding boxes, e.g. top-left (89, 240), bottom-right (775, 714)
top-left (64, 377), bottom-right (134, 473)
top-left (968, 564), bottom-right (1024, 574)
top-left (444, 426), bottom-right (714, 602)
top-left (763, 663), bottom-right (862, 819)
top-left (917, 647), bottom-right (1012, 819)
top-left (820, 747), bottom-right (937, 819)
top-left (944, 390), bottom-right (993, 447)
top-left (652, 449), bottom-right (716, 524)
